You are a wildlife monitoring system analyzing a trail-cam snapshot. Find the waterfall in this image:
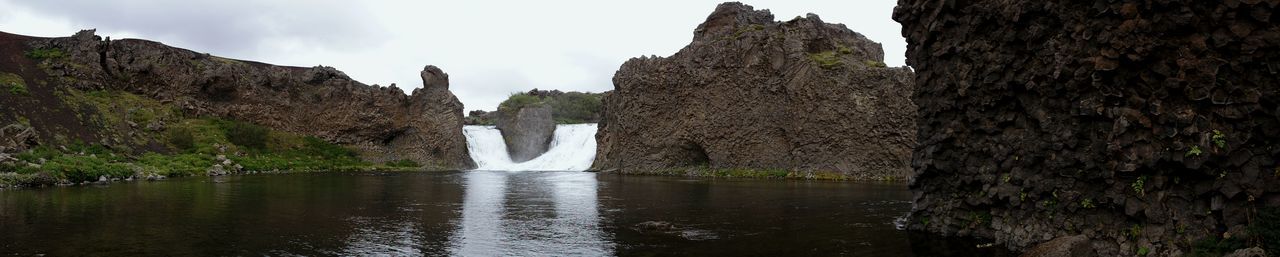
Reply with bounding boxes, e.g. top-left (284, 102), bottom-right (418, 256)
top-left (463, 124), bottom-right (598, 171)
